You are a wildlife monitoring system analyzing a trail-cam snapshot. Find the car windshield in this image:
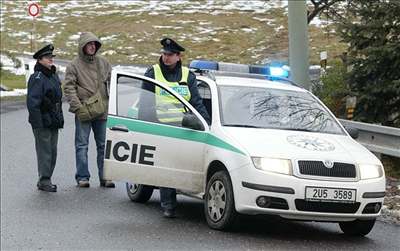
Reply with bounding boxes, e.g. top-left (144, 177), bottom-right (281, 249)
top-left (219, 85), bottom-right (345, 135)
